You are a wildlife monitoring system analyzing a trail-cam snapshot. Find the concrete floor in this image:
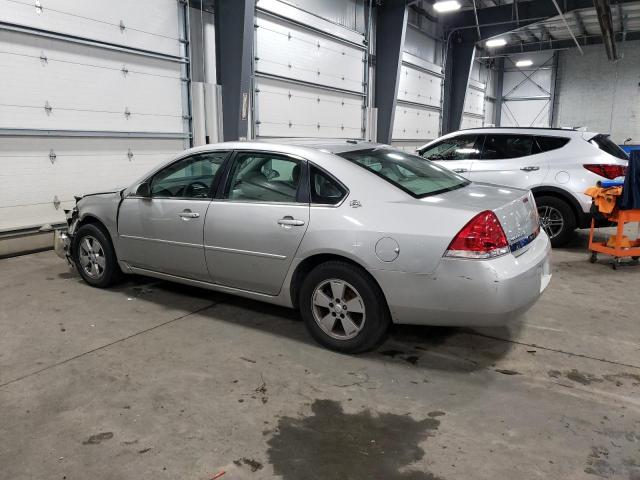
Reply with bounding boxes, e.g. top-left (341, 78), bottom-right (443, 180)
top-left (1, 230), bottom-right (639, 480)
